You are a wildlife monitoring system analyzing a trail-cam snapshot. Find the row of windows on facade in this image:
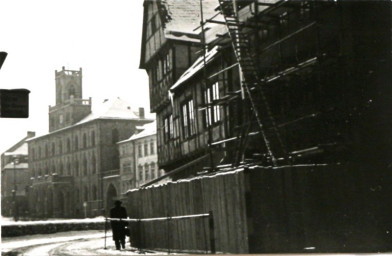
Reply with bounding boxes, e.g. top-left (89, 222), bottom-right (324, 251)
top-left (136, 162), bottom-right (164, 182)
top-left (162, 82), bottom-right (221, 142)
top-left (137, 141), bottom-right (156, 157)
top-left (30, 129), bottom-right (119, 160)
top-left (31, 155), bottom-right (97, 177)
